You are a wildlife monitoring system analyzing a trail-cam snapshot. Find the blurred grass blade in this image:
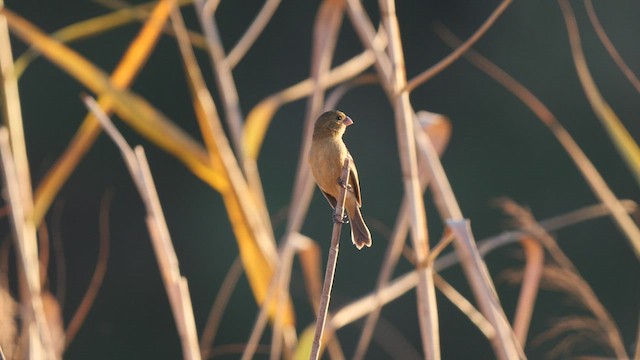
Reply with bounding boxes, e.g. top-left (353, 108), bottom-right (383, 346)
top-left (14, 0), bottom-right (201, 78)
top-left (558, 0), bottom-right (640, 186)
top-left (242, 30), bottom-right (385, 161)
top-left (0, 6), bottom-right (228, 221)
top-left (169, 7), bottom-right (292, 326)
top-left (584, 0), bottom-right (640, 95)
top-left (33, 0), bottom-right (179, 224)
